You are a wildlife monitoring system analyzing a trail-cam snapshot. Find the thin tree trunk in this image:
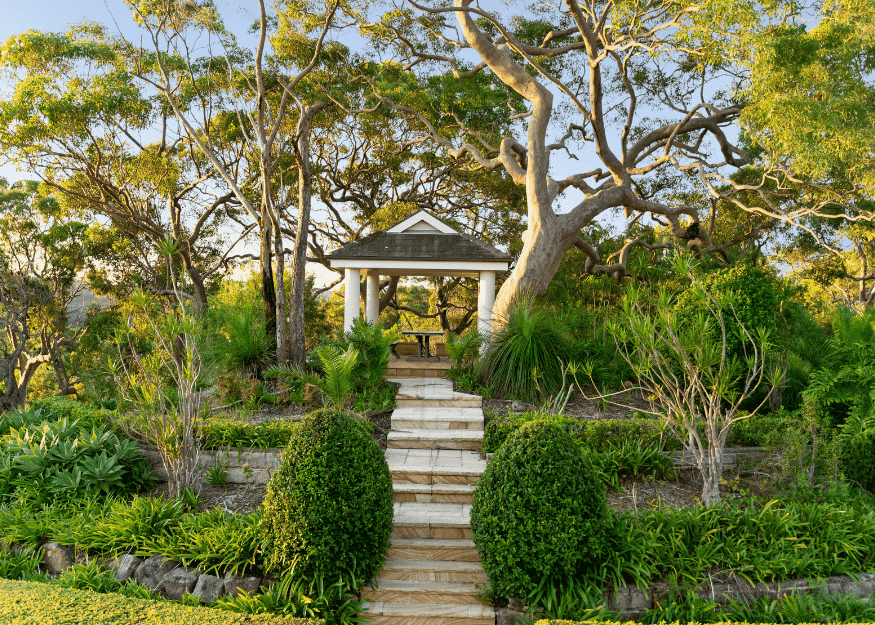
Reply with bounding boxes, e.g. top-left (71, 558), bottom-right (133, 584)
top-left (260, 215), bottom-right (277, 349)
top-left (699, 451), bottom-right (724, 506)
top-left (271, 199), bottom-right (289, 366)
top-left (288, 101), bottom-right (329, 368)
top-left (179, 251), bottom-right (209, 313)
